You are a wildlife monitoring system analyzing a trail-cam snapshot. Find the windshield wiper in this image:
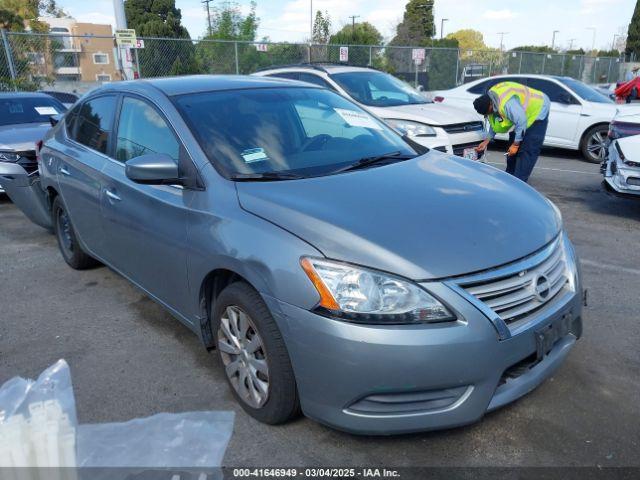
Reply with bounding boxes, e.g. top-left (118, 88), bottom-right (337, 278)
top-left (230, 172), bottom-right (305, 182)
top-left (330, 151), bottom-right (416, 174)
